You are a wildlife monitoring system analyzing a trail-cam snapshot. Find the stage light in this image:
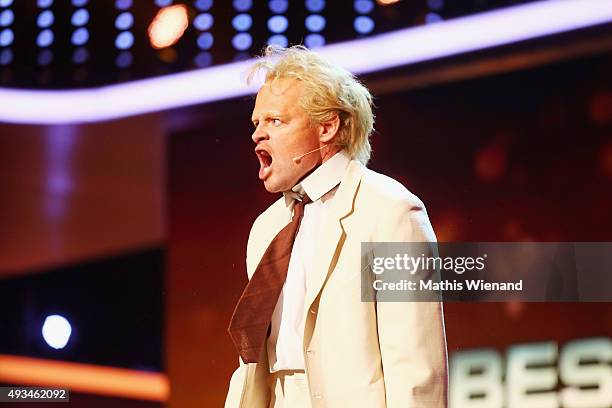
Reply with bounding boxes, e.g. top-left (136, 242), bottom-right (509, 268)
top-left (194, 13), bottom-right (213, 31)
top-left (37, 0), bottom-right (53, 8)
top-left (71, 9), bottom-right (89, 26)
top-left (0, 0), bottom-right (13, 7)
top-left (115, 0), bottom-right (132, 10)
top-left (37, 49), bottom-right (52, 65)
top-left (233, 0), bottom-right (251, 12)
top-left (425, 12), bottom-right (443, 24)
top-left (305, 14), bottom-right (325, 32)
top-left (196, 32), bottom-right (213, 49)
top-left (267, 15), bottom-right (288, 33)
top-left (72, 47), bottom-right (88, 64)
top-left (268, 34), bottom-right (288, 47)
top-left (232, 32), bottom-right (251, 50)
top-left (306, 0), bottom-right (325, 13)
top-left (377, 0), bottom-right (399, 5)
top-left (354, 0), bottom-right (374, 14)
top-left (354, 15), bottom-right (374, 34)
top-left (195, 0), bottom-right (213, 12)
top-left (71, 27), bottom-right (89, 45)
top-left (194, 51), bottom-right (212, 67)
top-left (37, 29), bottom-right (54, 47)
top-left (148, 4), bottom-right (188, 49)
top-left (37, 10), bottom-right (54, 28)
top-left (72, 0), bottom-right (88, 6)
top-left (115, 12), bottom-right (134, 30)
top-left (427, 0), bottom-right (443, 11)
top-left (232, 14), bottom-right (252, 31)
top-left (0, 28), bottom-right (12, 46)
top-left (155, 0), bottom-right (172, 7)
top-left (115, 31), bottom-right (134, 49)
top-left (116, 50), bottom-right (133, 67)
top-left (0, 9), bottom-right (14, 27)
top-left (0, 0), bottom-right (610, 124)
top-left (305, 33), bottom-right (324, 48)
top-left (42, 315), bottom-right (72, 350)
top-left (0, 48), bottom-right (12, 65)
top-left (268, 0), bottom-right (288, 14)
